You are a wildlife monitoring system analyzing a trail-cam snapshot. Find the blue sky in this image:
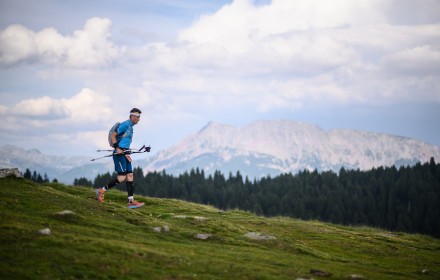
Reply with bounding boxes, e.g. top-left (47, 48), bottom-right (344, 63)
top-left (1, 0), bottom-right (439, 157)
